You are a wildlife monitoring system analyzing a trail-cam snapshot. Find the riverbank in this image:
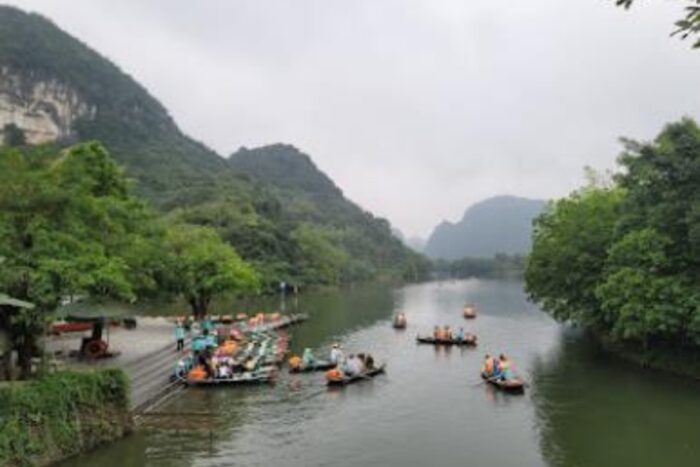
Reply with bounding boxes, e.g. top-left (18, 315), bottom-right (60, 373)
top-left (596, 333), bottom-right (700, 380)
top-left (0, 369), bottom-right (132, 467)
